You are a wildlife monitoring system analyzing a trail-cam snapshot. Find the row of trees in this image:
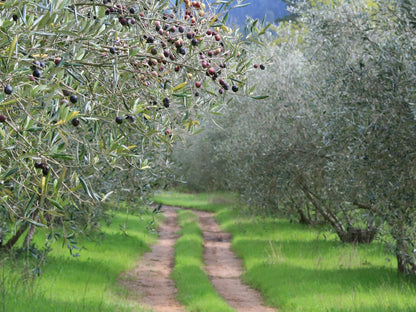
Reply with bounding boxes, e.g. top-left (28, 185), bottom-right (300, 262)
top-left (0, 0), bottom-right (251, 255)
top-left (172, 0), bottom-right (416, 274)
